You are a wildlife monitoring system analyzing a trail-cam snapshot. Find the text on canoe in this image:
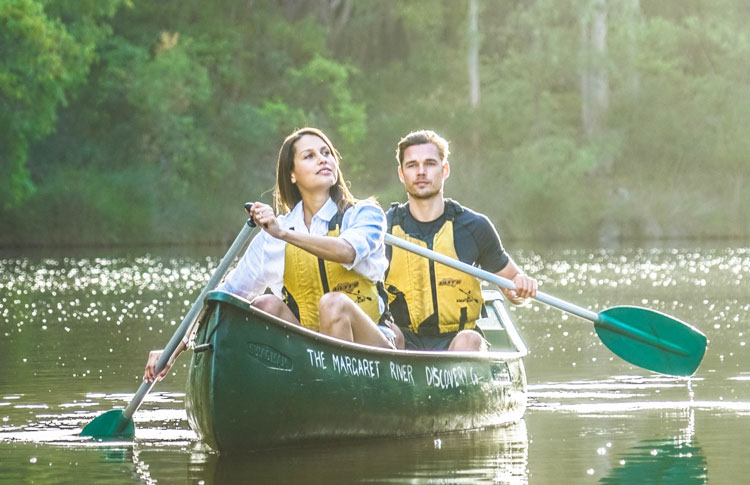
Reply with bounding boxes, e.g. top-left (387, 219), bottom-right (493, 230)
top-left (306, 348), bottom-right (483, 388)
